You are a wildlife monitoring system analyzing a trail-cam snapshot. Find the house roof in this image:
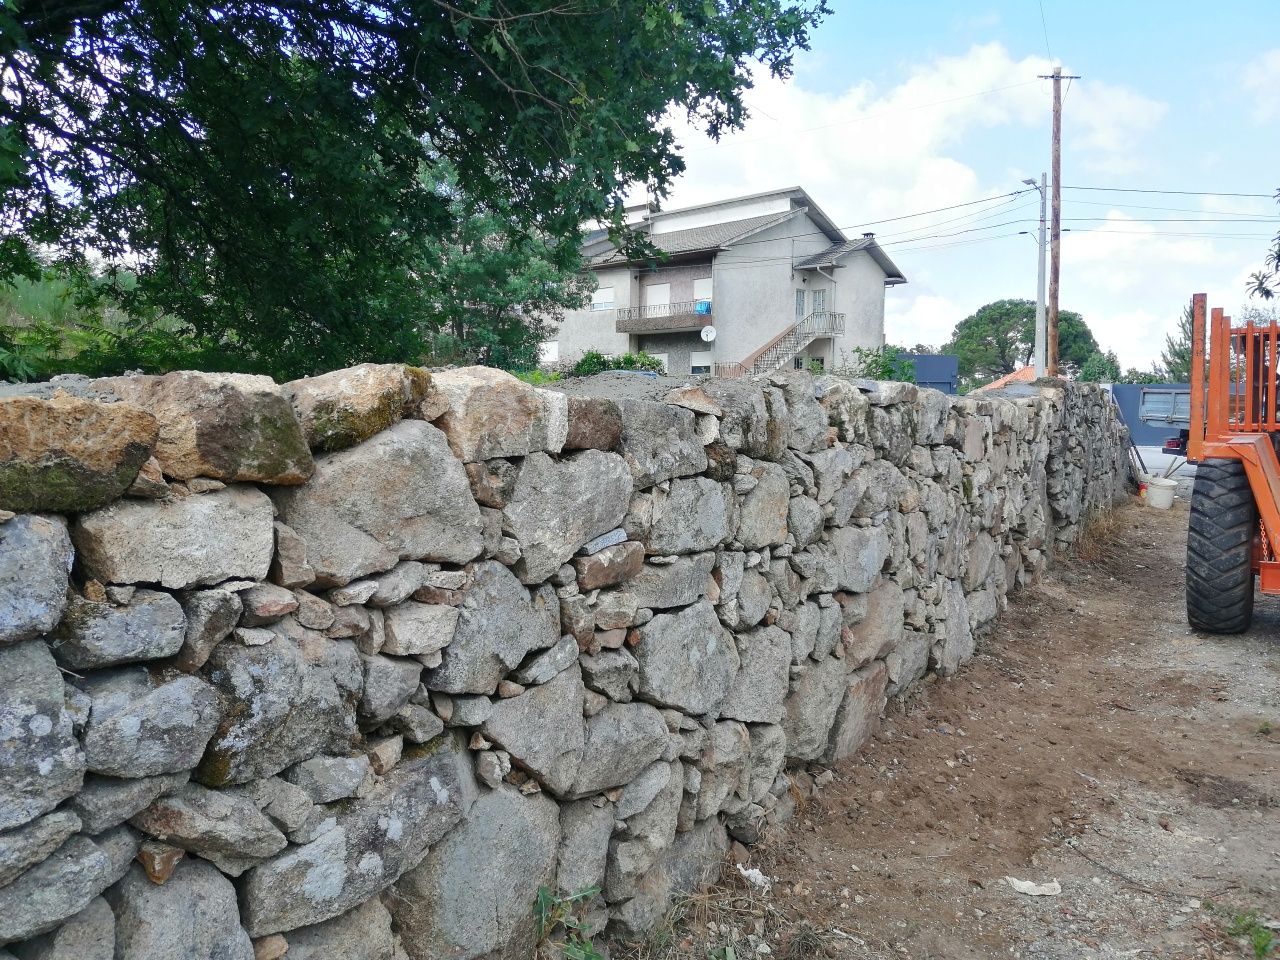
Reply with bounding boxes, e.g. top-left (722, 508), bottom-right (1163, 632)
top-left (793, 237), bottom-right (907, 285)
top-left (975, 365), bottom-right (1038, 392)
top-left (590, 210), bottom-right (801, 265)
